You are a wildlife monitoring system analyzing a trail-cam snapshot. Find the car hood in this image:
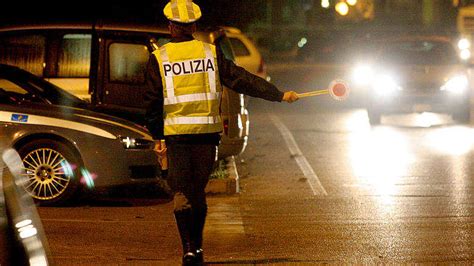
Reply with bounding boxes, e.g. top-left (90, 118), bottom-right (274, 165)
top-left (0, 103), bottom-right (153, 141)
top-left (377, 63), bottom-right (467, 88)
